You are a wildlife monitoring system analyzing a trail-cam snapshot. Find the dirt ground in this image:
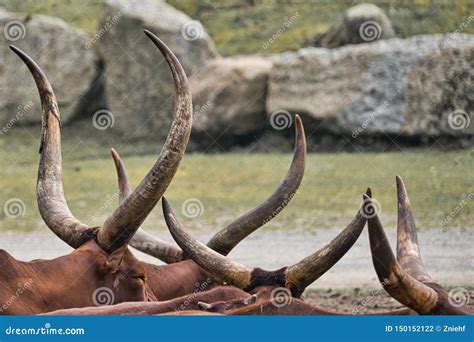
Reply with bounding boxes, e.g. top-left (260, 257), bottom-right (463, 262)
top-left (303, 287), bottom-right (474, 314)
